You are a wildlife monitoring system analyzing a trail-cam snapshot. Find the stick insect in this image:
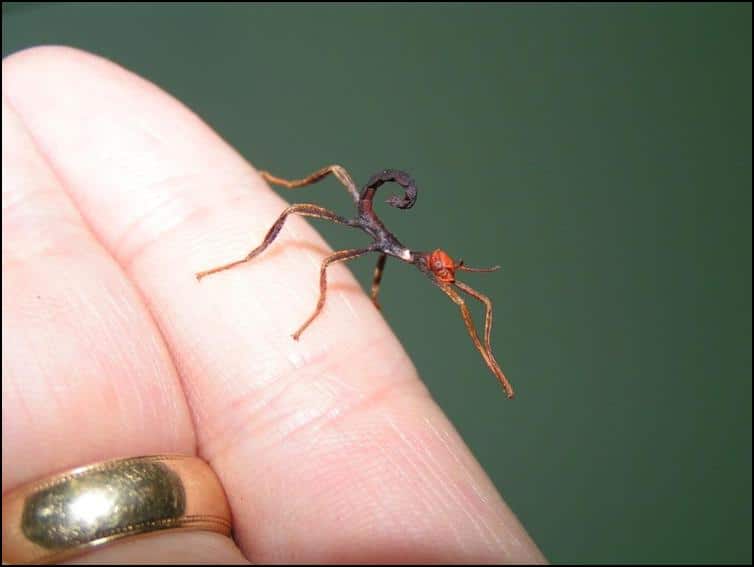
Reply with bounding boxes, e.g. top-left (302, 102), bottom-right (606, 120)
top-left (196, 165), bottom-right (514, 398)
